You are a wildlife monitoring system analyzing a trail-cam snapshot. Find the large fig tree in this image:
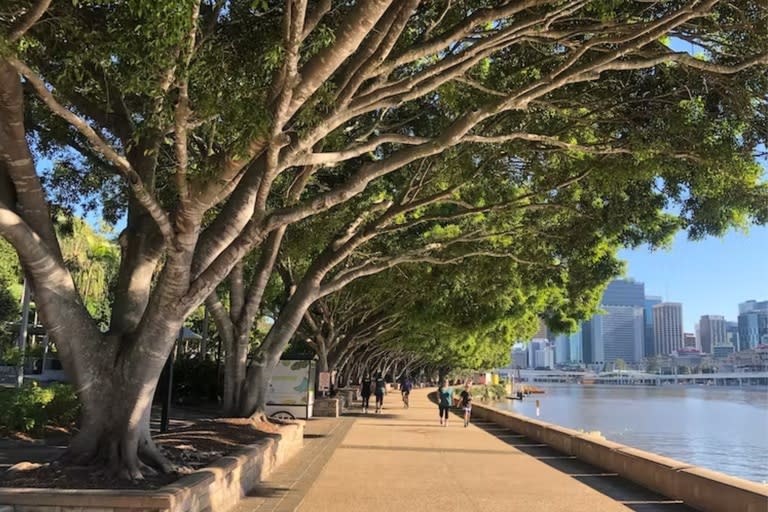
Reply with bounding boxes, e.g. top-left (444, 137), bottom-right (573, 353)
top-left (1, 0), bottom-right (766, 478)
